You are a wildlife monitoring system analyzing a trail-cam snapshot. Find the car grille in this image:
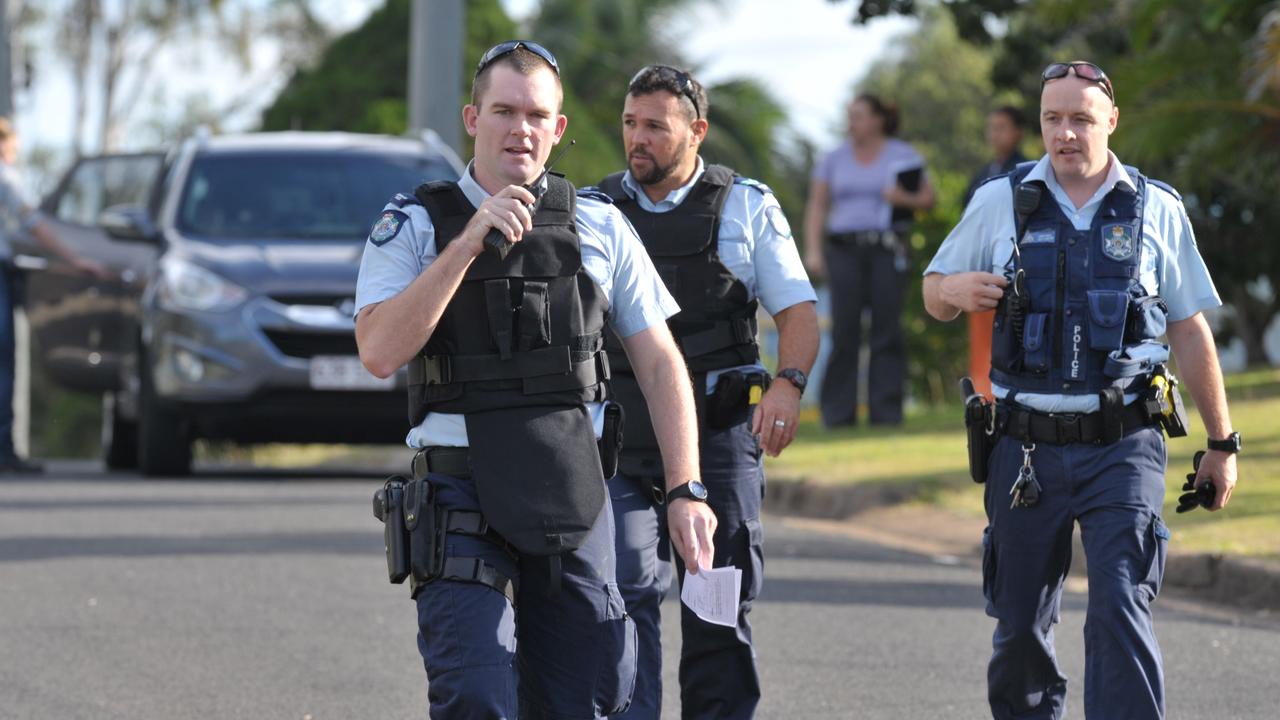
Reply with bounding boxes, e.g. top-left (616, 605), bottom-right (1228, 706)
top-left (264, 330), bottom-right (358, 359)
